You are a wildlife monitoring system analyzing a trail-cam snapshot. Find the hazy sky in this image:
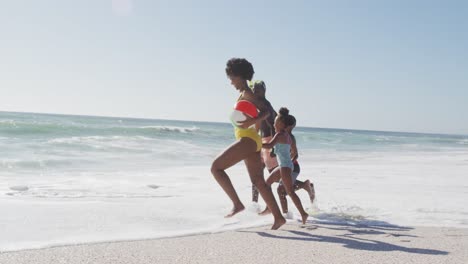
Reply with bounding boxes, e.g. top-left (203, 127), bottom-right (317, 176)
top-left (1, 1), bottom-right (467, 134)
